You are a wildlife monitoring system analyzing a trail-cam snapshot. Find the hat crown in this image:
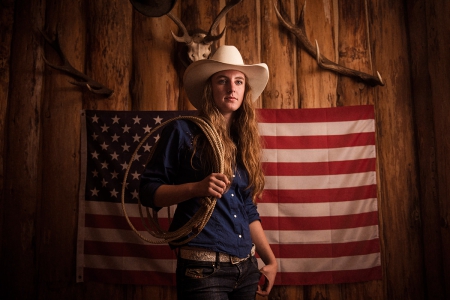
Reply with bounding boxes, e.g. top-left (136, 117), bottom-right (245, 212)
top-left (210, 45), bottom-right (244, 65)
